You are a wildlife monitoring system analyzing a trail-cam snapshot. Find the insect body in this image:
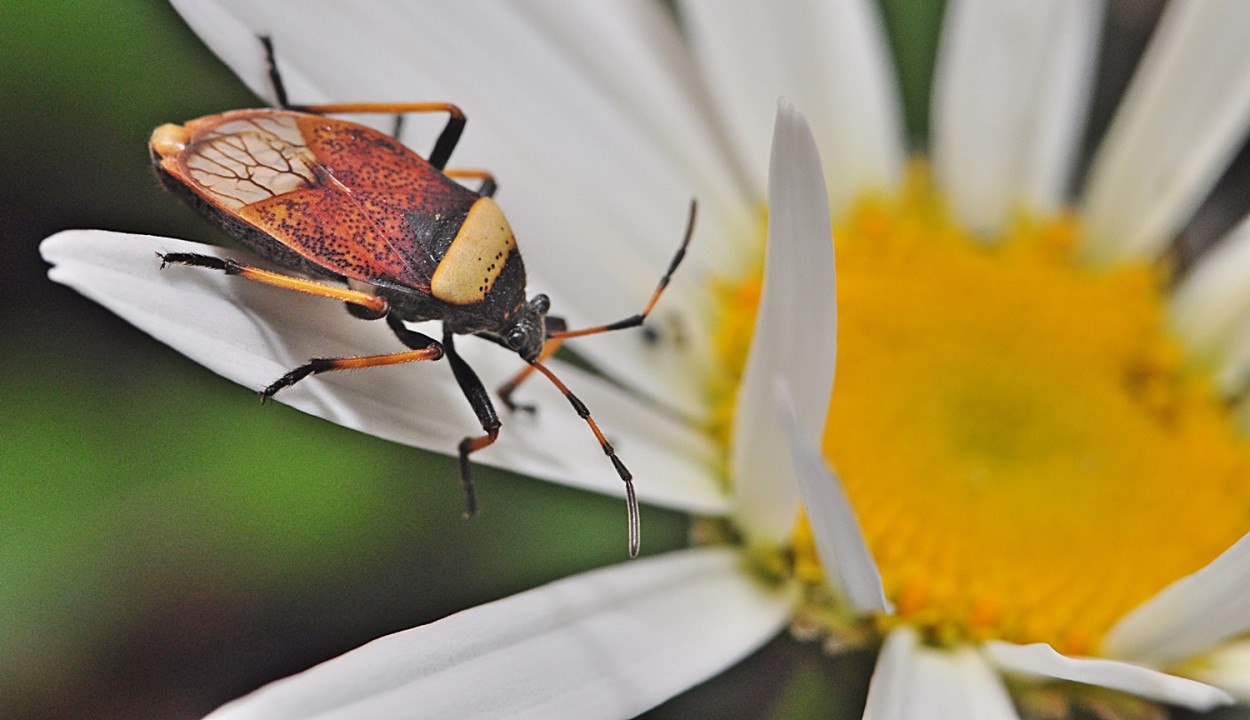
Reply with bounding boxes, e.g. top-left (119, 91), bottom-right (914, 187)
top-left (148, 49), bottom-right (692, 558)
